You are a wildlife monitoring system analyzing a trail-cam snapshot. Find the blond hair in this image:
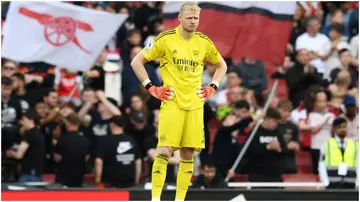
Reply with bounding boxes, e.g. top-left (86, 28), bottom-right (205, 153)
top-left (180, 2), bottom-right (201, 14)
